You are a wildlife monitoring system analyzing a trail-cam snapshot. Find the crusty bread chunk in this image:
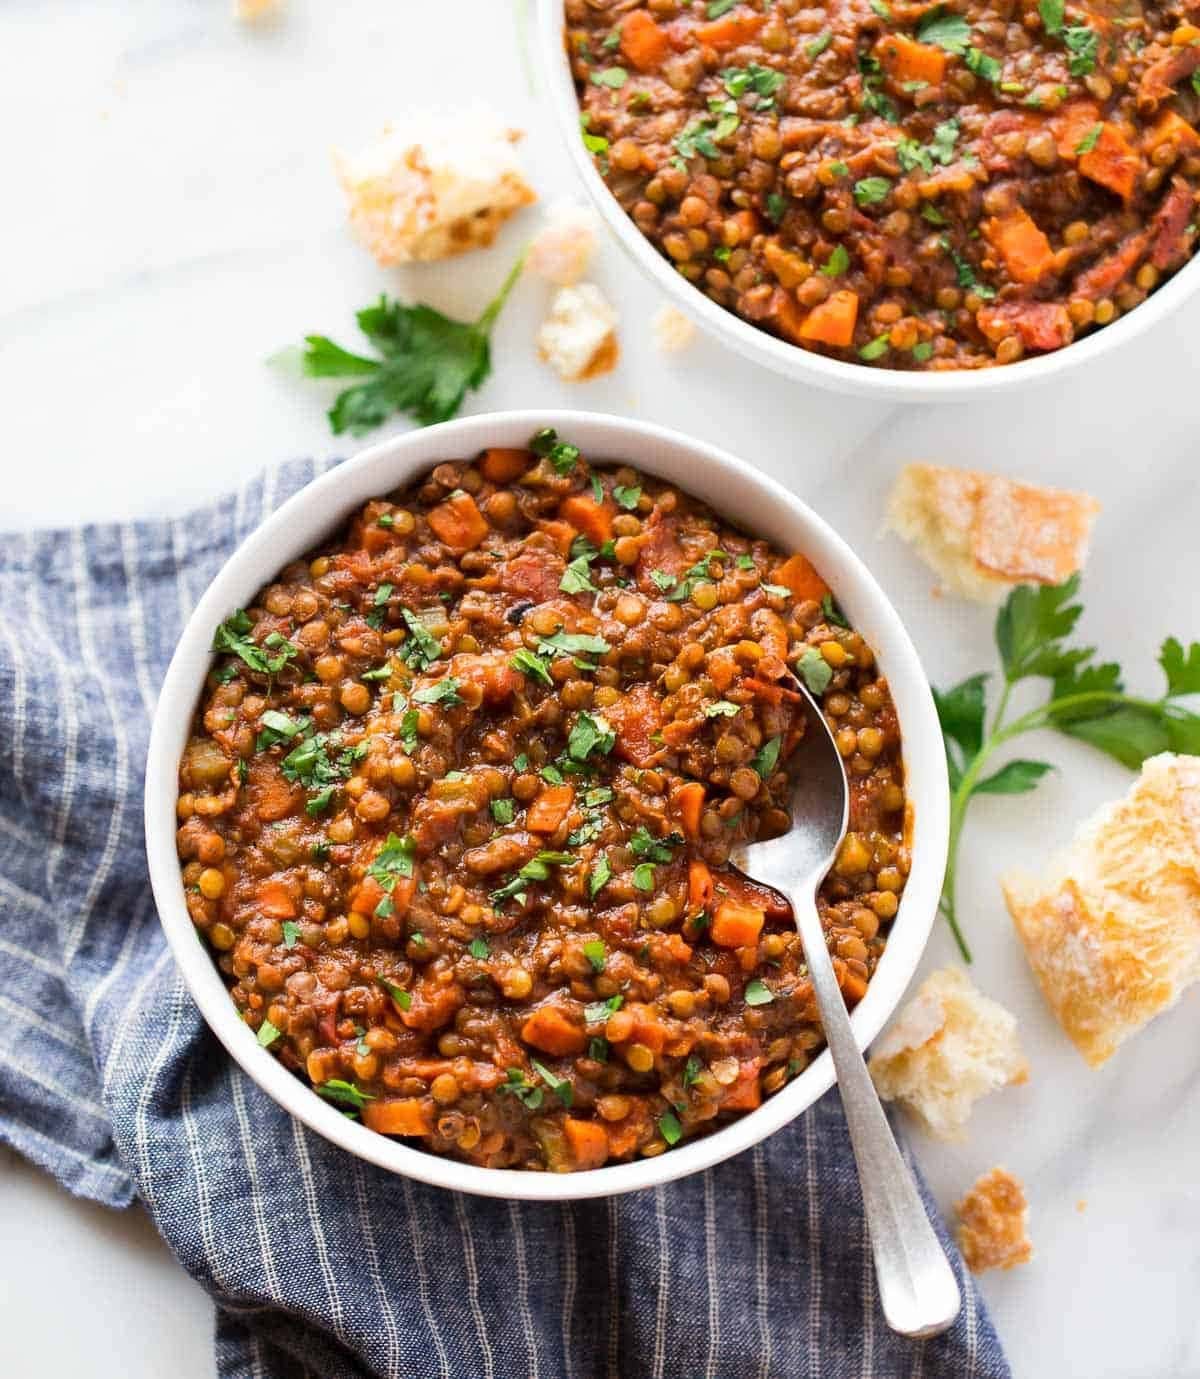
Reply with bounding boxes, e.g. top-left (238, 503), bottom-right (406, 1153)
top-left (1004, 752), bottom-right (1200, 1067)
top-left (868, 967), bottom-right (1028, 1141)
top-left (527, 202), bottom-right (599, 286)
top-left (956, 1167), bottom-right (1032, 1274)
top-left (537, 284), bottom-right (619, 382)
top-left (335, 116), bottom-right (535, 266)
top-left (652, 304), bottom-right (697, 353)
top-left (886, 464), bottom-right (1100, 603)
